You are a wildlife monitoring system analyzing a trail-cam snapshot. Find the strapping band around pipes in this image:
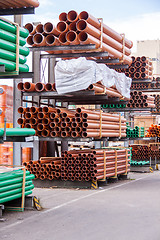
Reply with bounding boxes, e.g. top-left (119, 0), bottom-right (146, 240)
top-left (115, 150), bottom-right (117, 177)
